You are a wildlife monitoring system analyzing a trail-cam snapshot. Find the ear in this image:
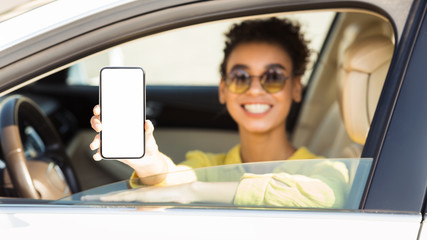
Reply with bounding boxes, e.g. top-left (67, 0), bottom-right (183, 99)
top-left (292, 76), bottom-right (303, 103)
top-left (219, 79), bottom-right (227, 104)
